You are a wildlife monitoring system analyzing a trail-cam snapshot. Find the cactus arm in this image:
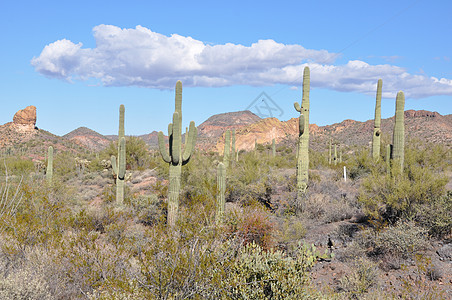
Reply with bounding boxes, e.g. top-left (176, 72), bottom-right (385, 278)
top-left (182, 121), bottom-right (197, 164)
top-left (299, 114), bottom-right (305, 135)
top-left (171, 112), bottom-right (181, 165)
top-left (118, 137), bottom-right (126, 180)
top-left (294, 102), bottom-right (301, 112)
top-left (158, 131), bottom-right (171, 163)
top-left (46, 146), bottom-right (53, 184)
top-left (111, 155), bottom-right (118, 175)
top-left (175, 80), bottom-right (182, 114)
